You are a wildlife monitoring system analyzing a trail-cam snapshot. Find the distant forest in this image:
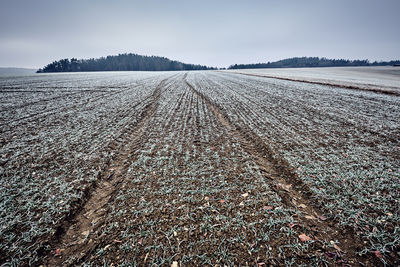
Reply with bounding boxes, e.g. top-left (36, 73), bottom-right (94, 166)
top-left (37, 55), bottom-right (400, 73)
top-left (37, 53), bottom-right (215, 73)
top-left (228, 57), bottom-right (400, 69)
